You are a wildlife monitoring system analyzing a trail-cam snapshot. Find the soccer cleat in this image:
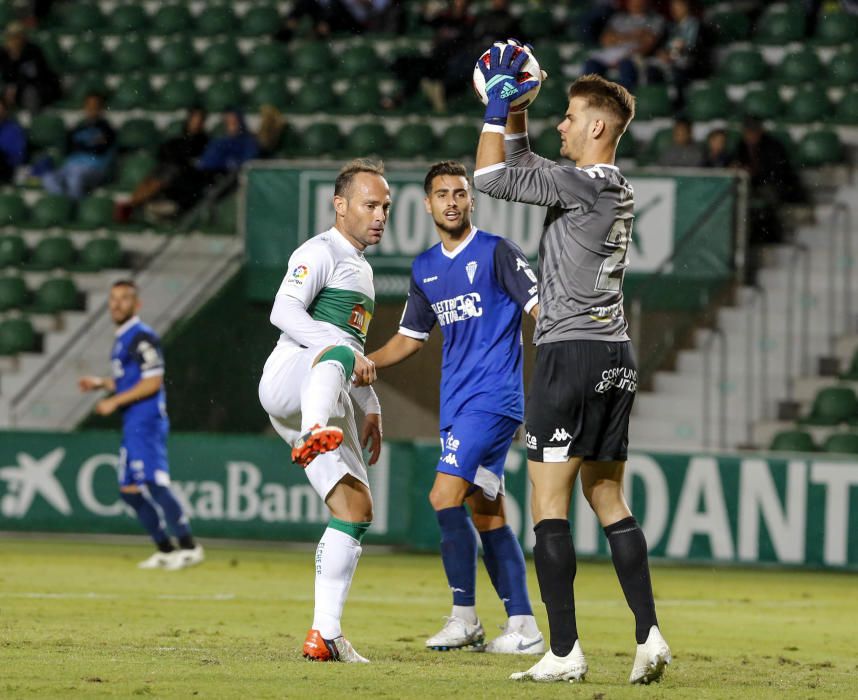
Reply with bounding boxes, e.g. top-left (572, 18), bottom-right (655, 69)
top-left (629, 626), bottom-right (671, 684)
top-left (302, 629), bottom-right (369, 663)
top-left (137, 551), bottom-right (172, 569)
top-left (425, 616), bottom-right (485, 651)
top-left (291, 424), bottom-right (344, 468)
top-left (509, 641), bottom-right (588, 682)
top-left (485, 620), bottom-right (546, 655)
top-left (164, 545), bottom-right (205, 571)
